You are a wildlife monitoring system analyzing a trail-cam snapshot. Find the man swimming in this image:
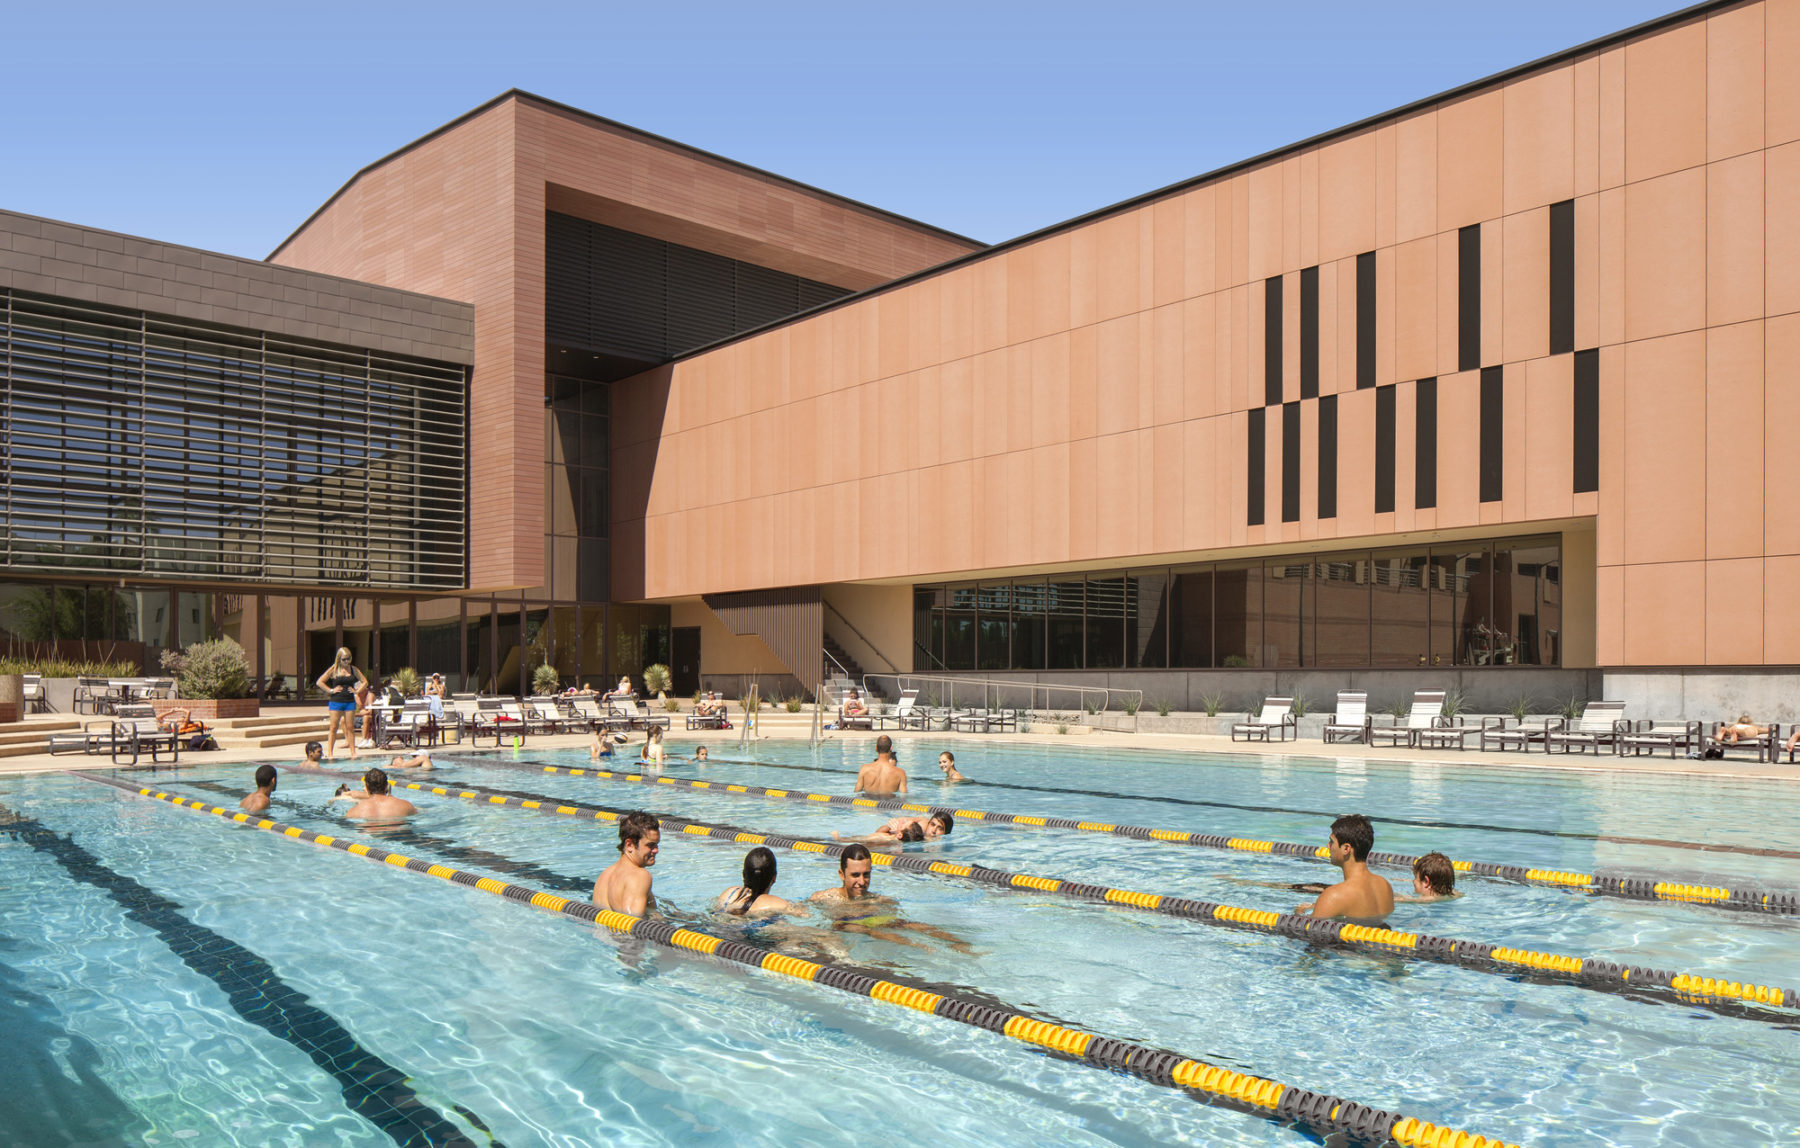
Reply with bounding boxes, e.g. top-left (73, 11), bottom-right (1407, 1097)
top-left (832, 810), bottom-right (954, 845)
top-left (854, 736), bottom-right (907, 795)
top-left (1295, 813), bottom-right (1395, 924)
top-left (296, 741), bottom-right (324, 768)
top-left (240, 764), bottom-right (278, 813)
top-left (388, 752), bottom-right (433, 770)
top-left (592, 810), bottom-right (660, 918)
top-left (343, 767), bottom-right (417, 822)
top-left (809, 844), bottom-right (973, 952)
